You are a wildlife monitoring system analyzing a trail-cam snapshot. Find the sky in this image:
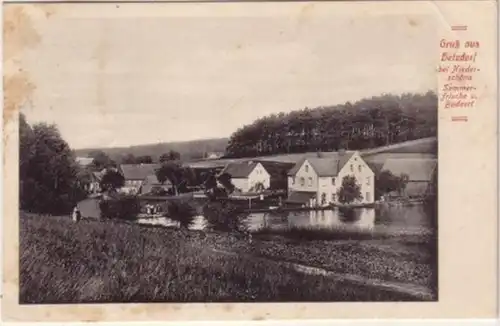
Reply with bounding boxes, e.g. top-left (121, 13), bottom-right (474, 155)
top-left (16, 2), bottom-right (438, 149)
